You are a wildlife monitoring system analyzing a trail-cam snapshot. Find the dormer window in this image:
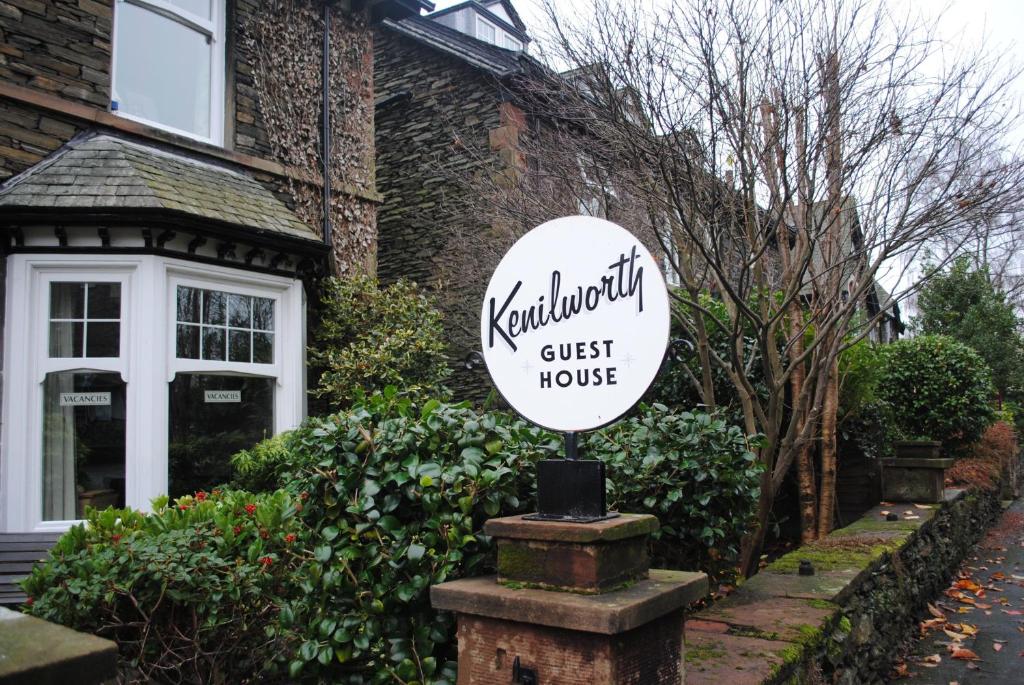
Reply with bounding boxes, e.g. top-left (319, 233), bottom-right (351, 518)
top-left (112, 0), bottom-right (225, 145)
